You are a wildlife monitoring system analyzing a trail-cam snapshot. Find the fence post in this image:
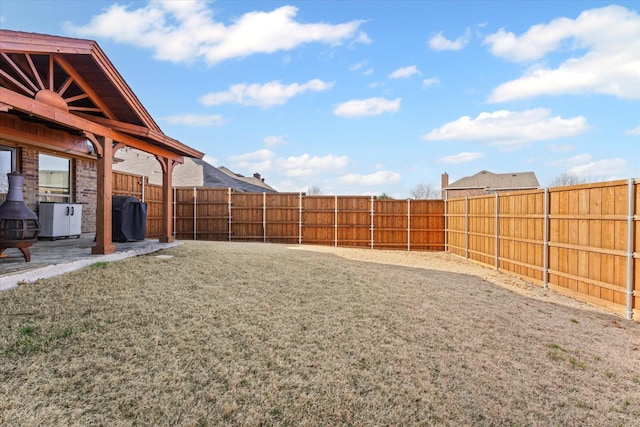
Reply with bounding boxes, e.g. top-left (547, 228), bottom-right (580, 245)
top-left (543, 187), bottom-right (549, 289)
top-left (298, 192), bottom-right (303, 245)
top-left (263, 192), bottom-right (266, 243)
top-left (172, 187), bottom-right (176, 238)
top-left (193, 187), bottom-right (197, 241)
top-left (141, 174), bottom-right (145, 203)
top-left (444, 198), bottom-right (448, 252)
top-left (495, 193), bottom-right (499, 270)
top-left (334, 195), bottom-right (338, 247)
top-left (465, 197), bottom-right (469, 259)
top-left (370, 195), bottom-right (375, 249)
top-left (626, 178), bottom-right (636, 320)
top-left (227, 187), bottom-right (232, 242)
top-left (407, 199), bottom-right (411, 252)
